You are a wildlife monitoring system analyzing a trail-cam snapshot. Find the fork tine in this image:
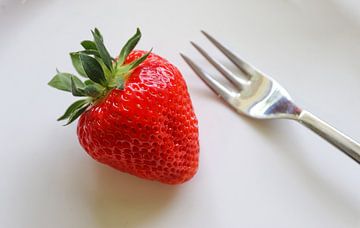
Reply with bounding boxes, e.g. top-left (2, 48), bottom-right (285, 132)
top-left (201, 30), bottom-right (256, 78)
top-left (180, 53), bottom-right (236, 102)
top-left (190, 41), bottom-right (246, 90)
